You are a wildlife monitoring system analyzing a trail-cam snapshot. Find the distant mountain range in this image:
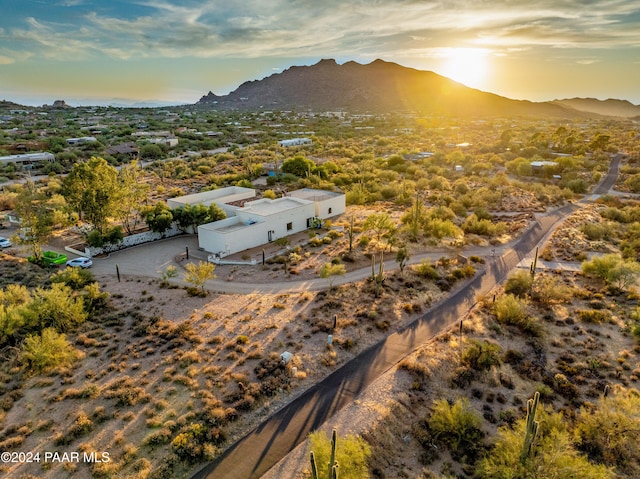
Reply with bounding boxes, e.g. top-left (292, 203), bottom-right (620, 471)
top-left (197, 59), bottom-right (640, 119)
